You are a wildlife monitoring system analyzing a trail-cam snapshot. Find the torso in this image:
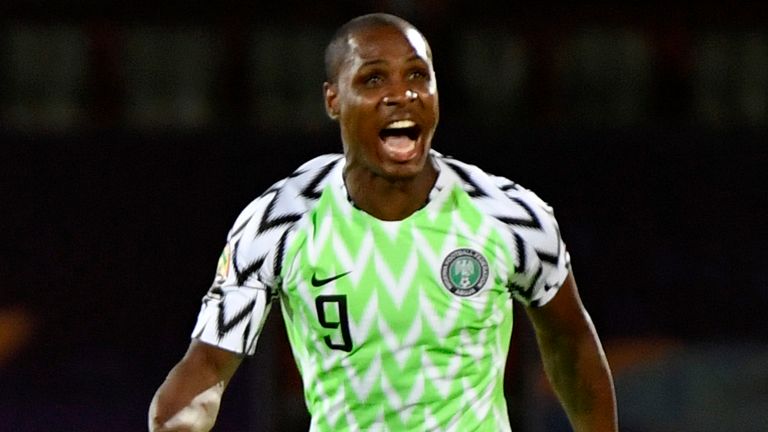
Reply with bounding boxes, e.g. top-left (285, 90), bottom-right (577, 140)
top-left (193, 151), bottom-right (570, 431)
